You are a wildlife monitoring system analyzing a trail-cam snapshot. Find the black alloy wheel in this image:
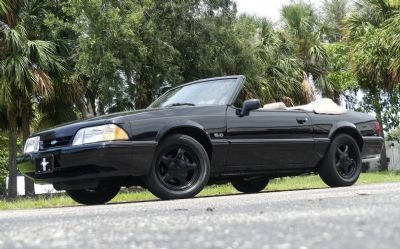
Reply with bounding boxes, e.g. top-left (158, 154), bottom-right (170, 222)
top-left (335, 143), bottom-right (358, 179)
top-left (144, 134), bottom-right (210, 200)
top-left (156, 146), bottom-right (201, 190)
top-left (231, 177), bottom-right (269, 193)
top-left (319, 134), bottom-right (361, 187)
top-left (66, 182), bottom-right (121, 205)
